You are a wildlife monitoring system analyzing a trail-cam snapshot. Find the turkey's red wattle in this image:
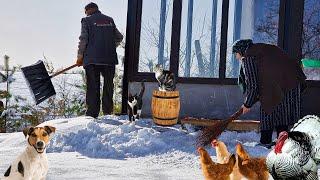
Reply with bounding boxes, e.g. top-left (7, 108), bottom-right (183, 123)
top-left (275, 131), bottom-right (288, 154)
